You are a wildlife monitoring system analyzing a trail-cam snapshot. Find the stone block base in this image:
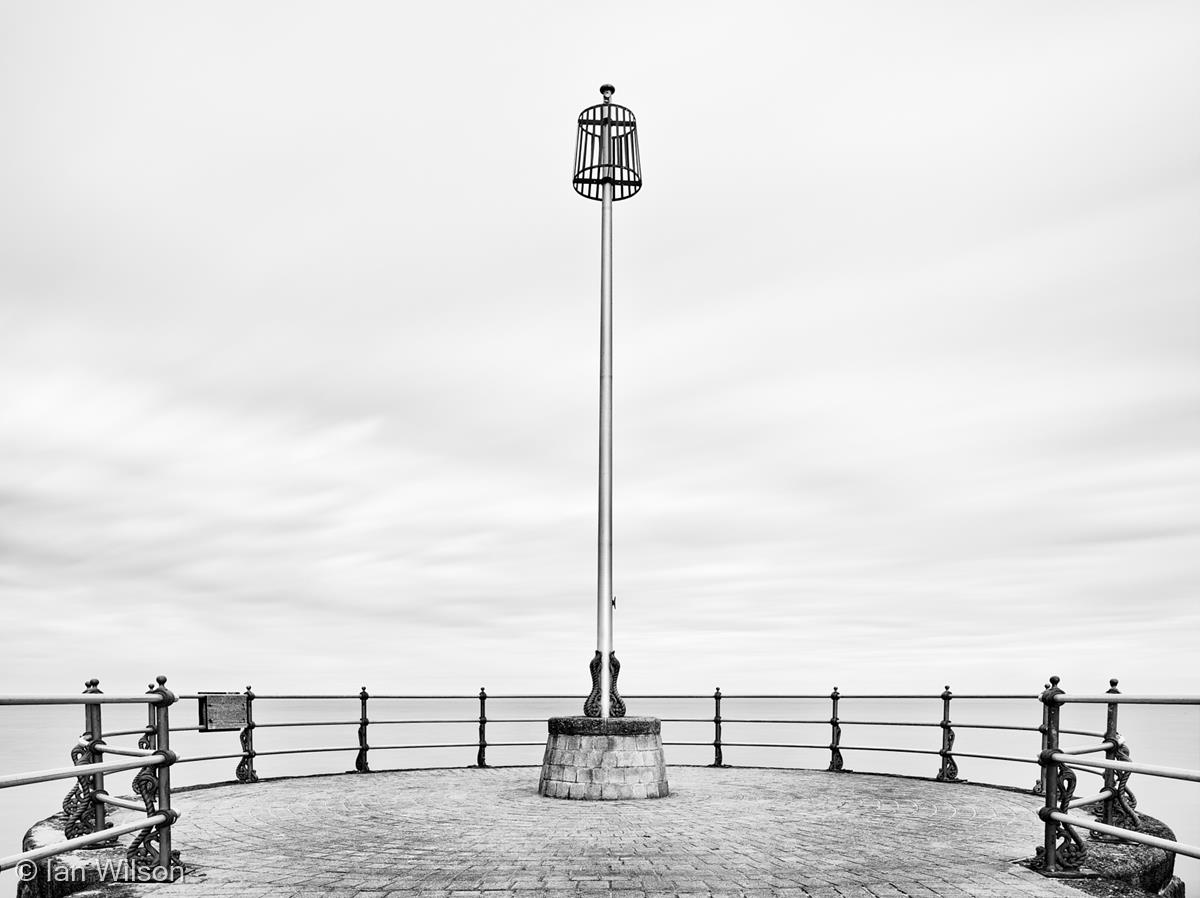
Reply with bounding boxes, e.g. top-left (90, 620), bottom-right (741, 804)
top-left (538, 716), bottom-right (669, 800)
